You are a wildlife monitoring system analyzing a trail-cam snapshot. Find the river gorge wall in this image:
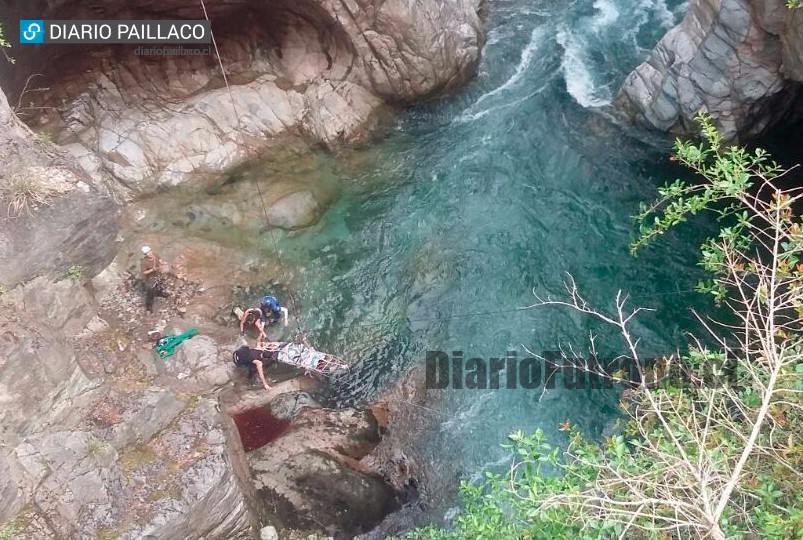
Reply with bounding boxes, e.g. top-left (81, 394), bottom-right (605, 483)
top-left (616, 0), bottom-right (803, 140)
top-left (3, 0), bottom-right (802, 537)
top-left (0, 89), bottom-right (428, 536)
top-left (0, 0), bottom-right (481, 196)
top-left (0, 0), bottom-right (480, 538)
